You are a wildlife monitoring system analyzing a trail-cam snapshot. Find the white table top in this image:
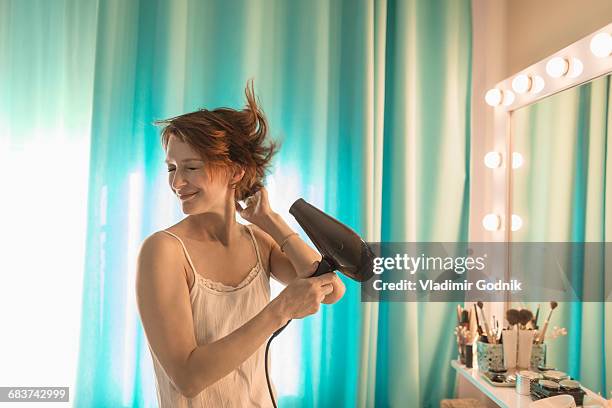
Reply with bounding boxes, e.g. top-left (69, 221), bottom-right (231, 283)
top-left (451, 360), bottom-right (608, 407)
